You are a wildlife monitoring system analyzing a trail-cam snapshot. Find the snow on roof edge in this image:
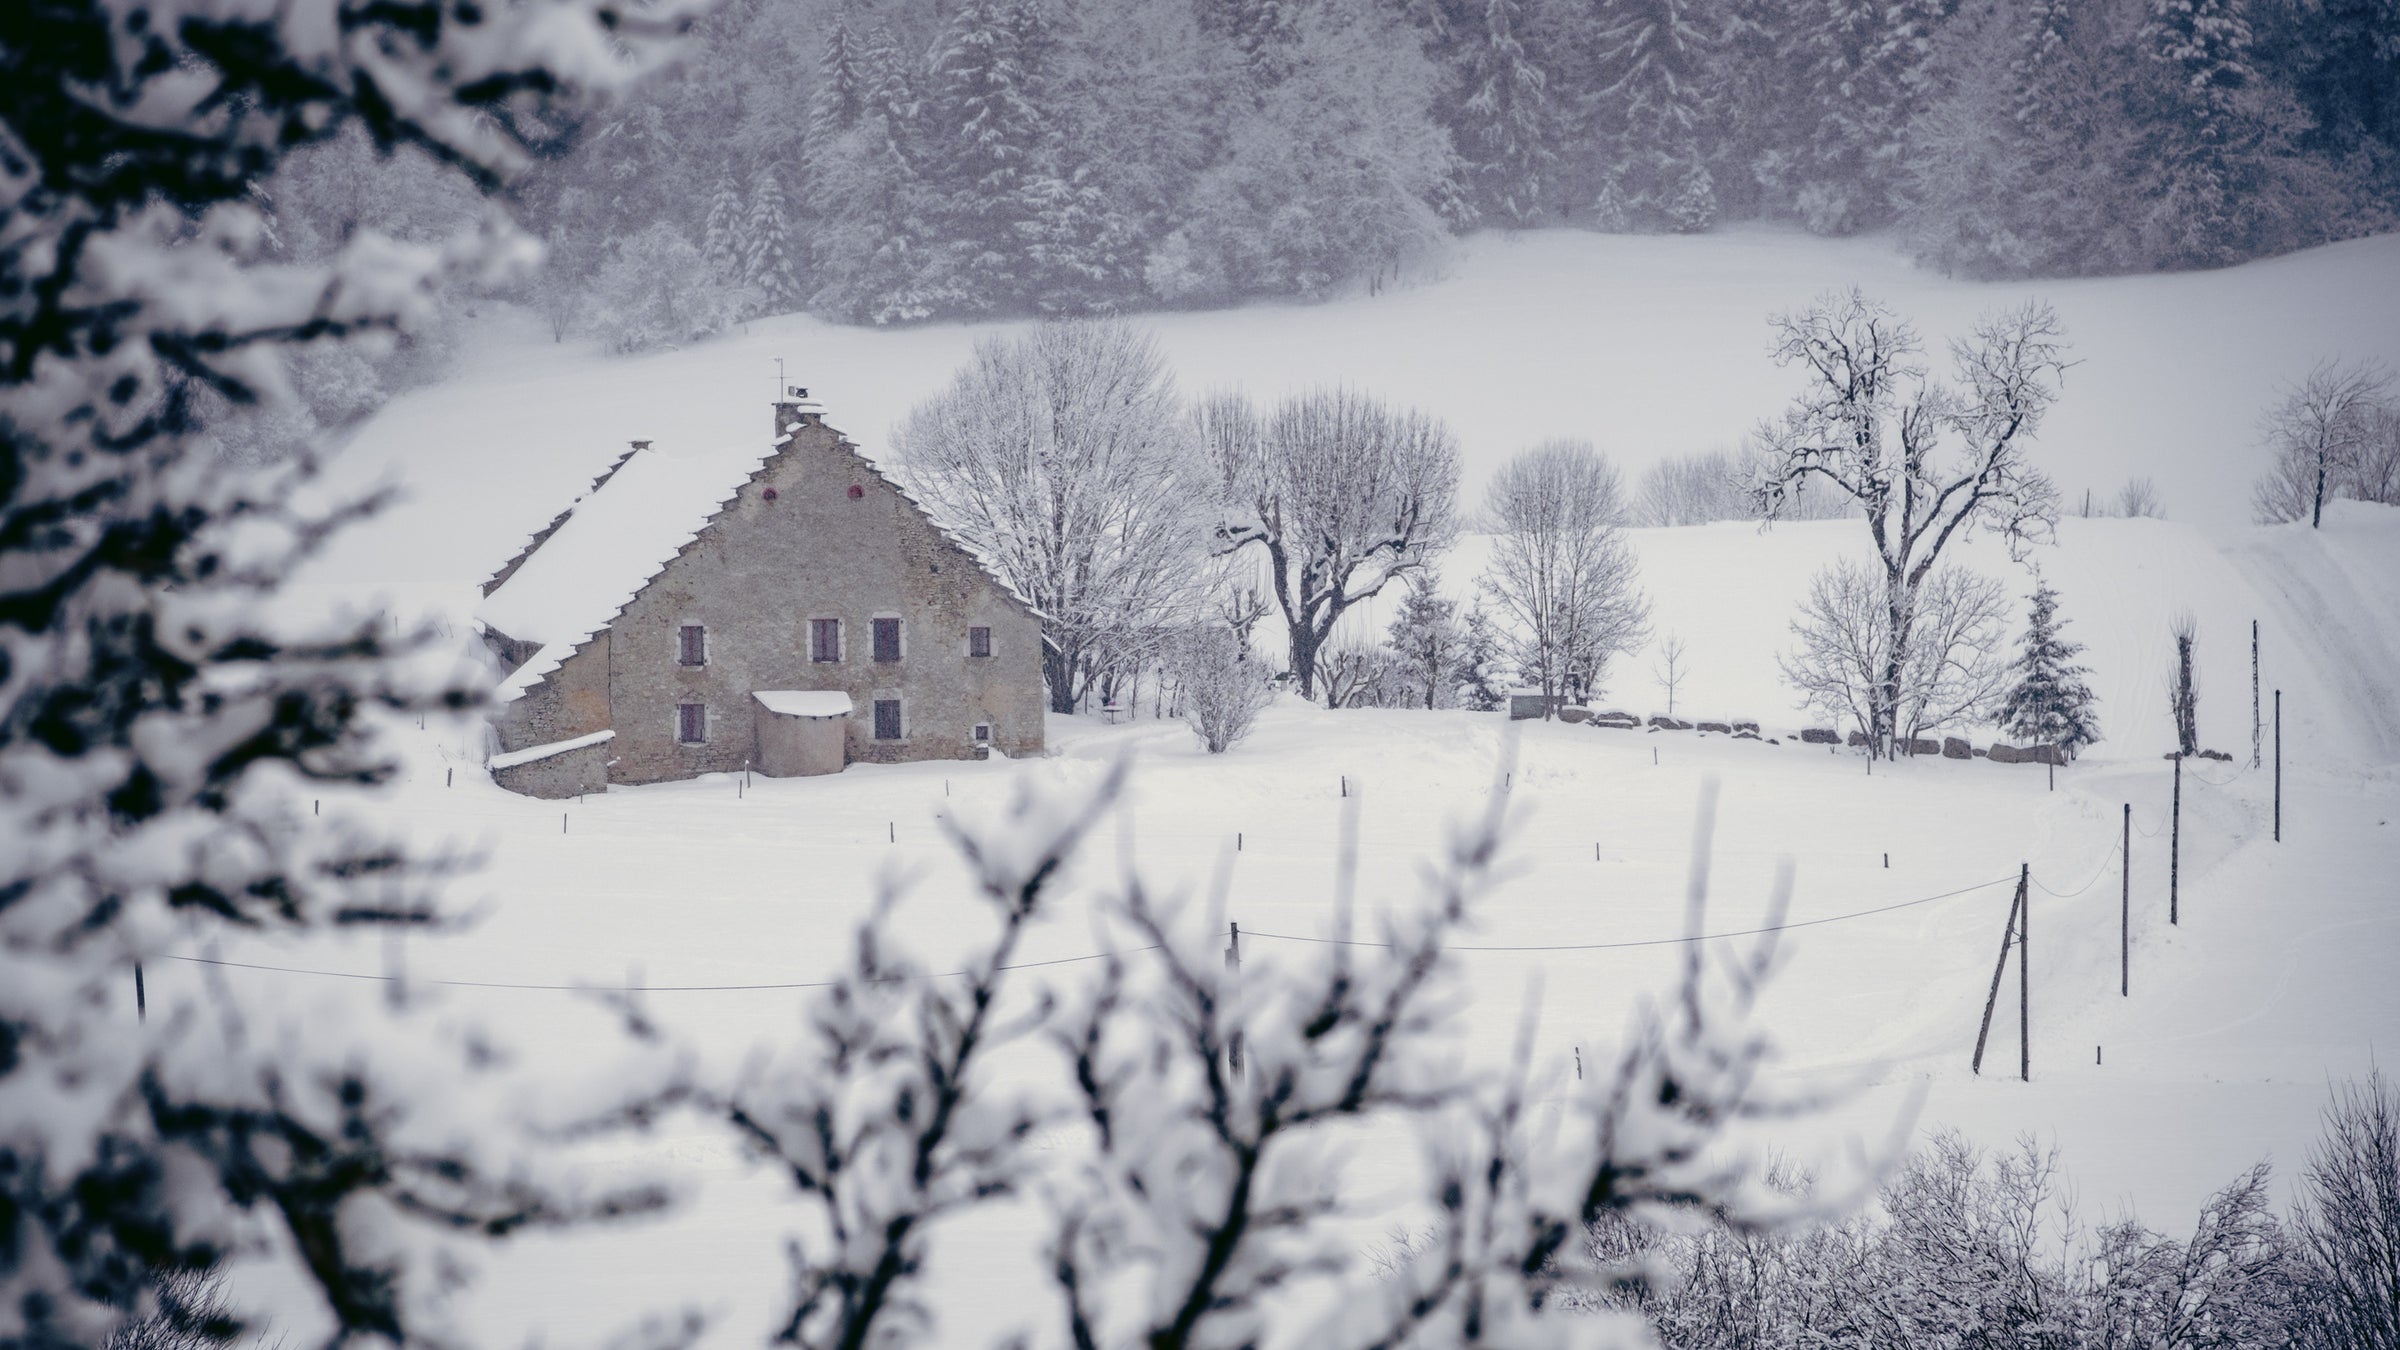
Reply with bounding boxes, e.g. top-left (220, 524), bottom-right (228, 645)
top-left (754, 690), bottom-right (854, 717)
top-left (489, 728), bottom-right (615, 771)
